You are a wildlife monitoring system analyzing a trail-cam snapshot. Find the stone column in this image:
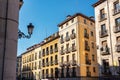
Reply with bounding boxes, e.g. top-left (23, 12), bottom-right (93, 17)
top-left (0, 0), bottom-right (19, 80)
